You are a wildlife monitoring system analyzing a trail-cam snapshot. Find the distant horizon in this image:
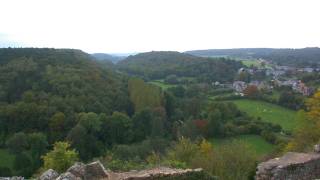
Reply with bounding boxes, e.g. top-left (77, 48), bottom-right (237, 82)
top-left (0, 46), bottom-right (320, 55)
